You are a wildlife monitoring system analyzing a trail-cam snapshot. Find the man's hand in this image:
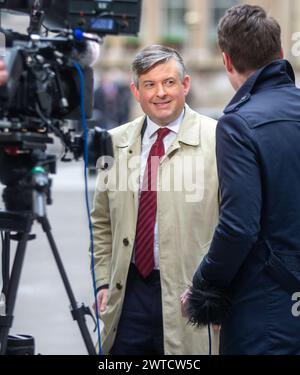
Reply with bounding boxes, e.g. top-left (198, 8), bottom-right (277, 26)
top-left (93, 288), bottom-right (108, 317)
top-left (180, 287), bottom-right (191, 318)
top-left (181, 287), bottom-right (221, 332)
top-left (0, 60), bottom-right (8, 86)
